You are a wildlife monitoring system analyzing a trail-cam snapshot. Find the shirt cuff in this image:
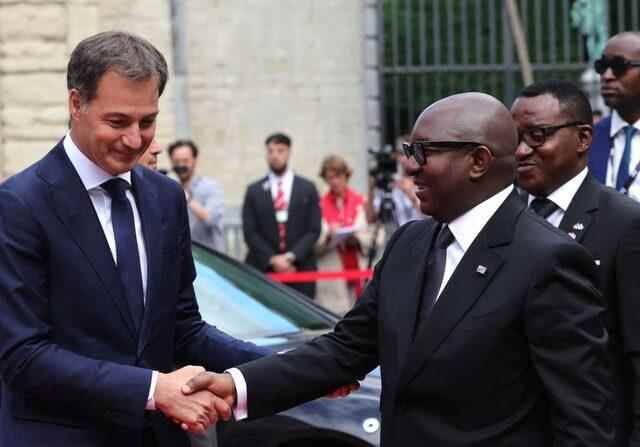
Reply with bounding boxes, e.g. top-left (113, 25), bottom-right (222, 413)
top-left (145, 370), bottom-right (159, 410)
top-left (226, 368), bottom-right (248, 420)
